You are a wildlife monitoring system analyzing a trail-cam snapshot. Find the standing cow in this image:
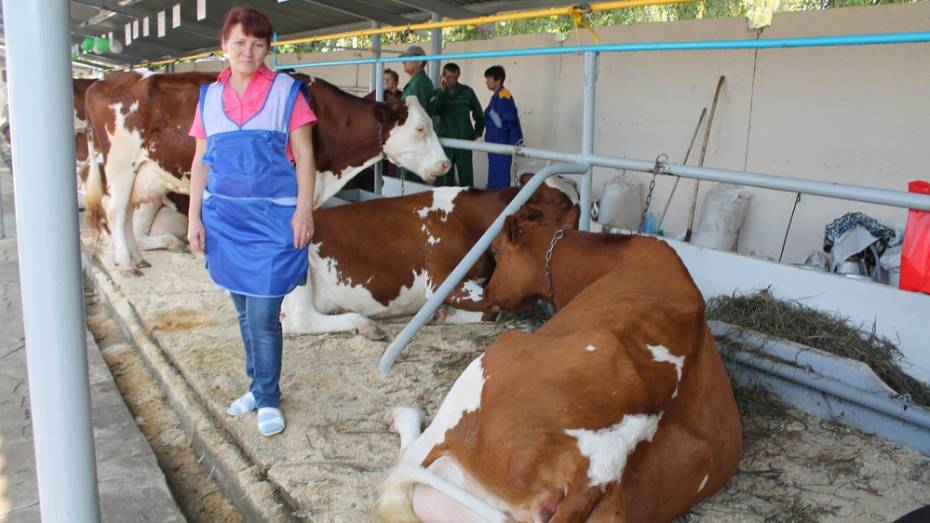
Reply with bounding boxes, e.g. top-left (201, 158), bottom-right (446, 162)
top-left (281, 177), bottom-right (579, 338)
top-left (84, 72), bottom-right (448, 275)
top-left (375, 214), bottom-right (742, 522)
